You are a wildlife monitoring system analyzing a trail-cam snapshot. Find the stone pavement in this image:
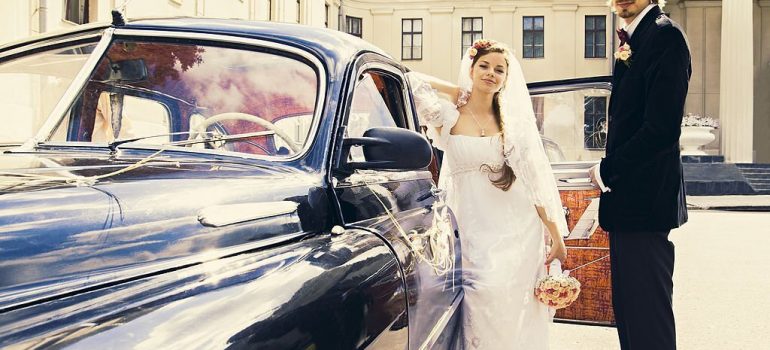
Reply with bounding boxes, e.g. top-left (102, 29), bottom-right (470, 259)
top-left (550, 210), bottom-right (770, 349)
top-left (686, 195), bottom-right (770, 211)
